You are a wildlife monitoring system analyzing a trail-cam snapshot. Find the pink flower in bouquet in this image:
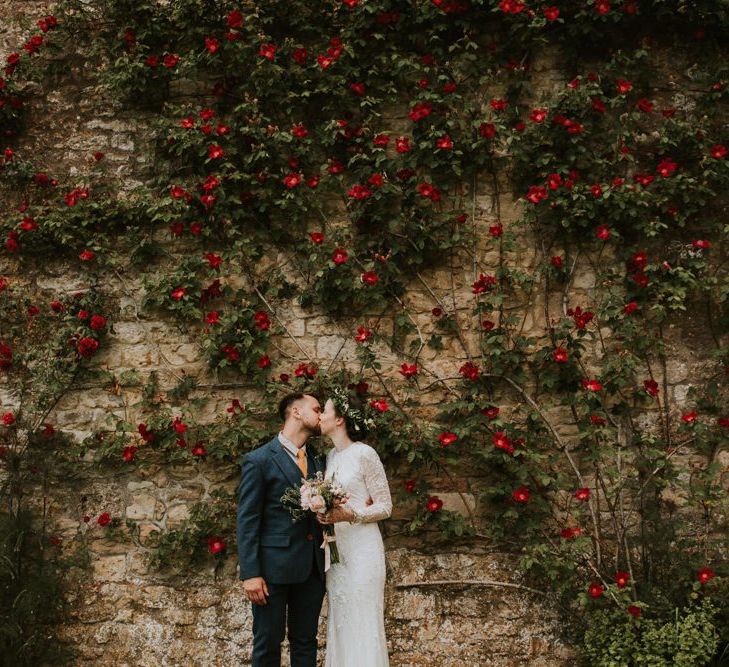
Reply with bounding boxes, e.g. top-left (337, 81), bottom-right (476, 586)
top-left (300, 484), bottom-right (312, 510)
top-left (309, 494), bottom-right (326, 513)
